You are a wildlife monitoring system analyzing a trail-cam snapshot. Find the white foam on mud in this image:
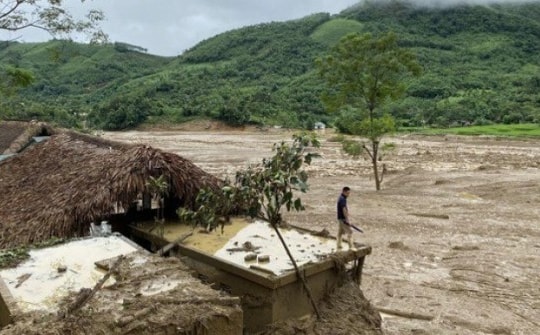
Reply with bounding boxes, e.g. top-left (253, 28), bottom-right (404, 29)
top-left (214, 220), bottom-right (343, 275)
top-left (0, 236), bottom-right (138, 312)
